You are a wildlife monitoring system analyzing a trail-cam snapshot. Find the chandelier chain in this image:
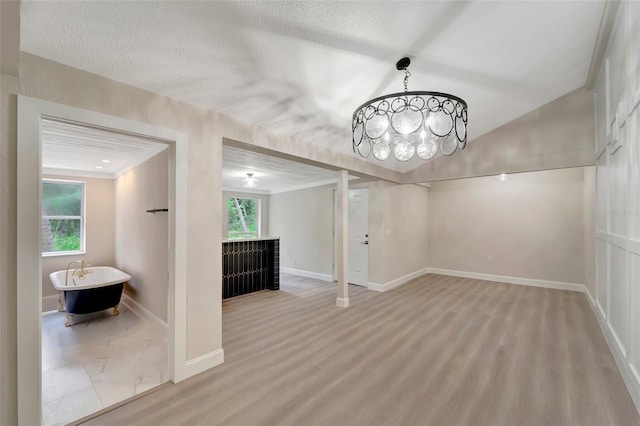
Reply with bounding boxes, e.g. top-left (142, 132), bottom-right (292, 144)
top-left (403, 69), bottom-right (411, 92)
